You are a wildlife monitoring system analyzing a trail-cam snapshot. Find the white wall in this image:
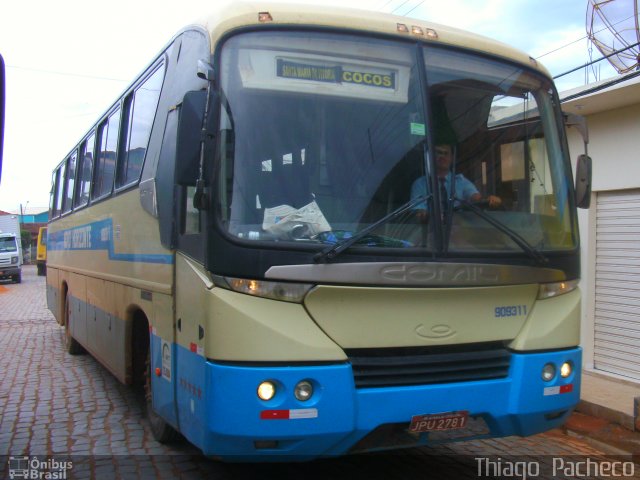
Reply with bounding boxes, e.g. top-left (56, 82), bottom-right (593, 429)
top-left (587, 103), bottom-right (640, 192)
top-left (567, 128), bottom-right (596, 369)
top-left (566, 99), bottom-right (640, 373)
